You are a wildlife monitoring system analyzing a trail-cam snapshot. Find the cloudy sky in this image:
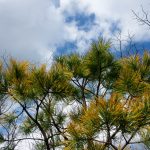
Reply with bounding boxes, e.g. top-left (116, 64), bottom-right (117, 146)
top-left (0, 0), bottom-right (150, 64)
top-left (0, 0), bottom-right (150, 149)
